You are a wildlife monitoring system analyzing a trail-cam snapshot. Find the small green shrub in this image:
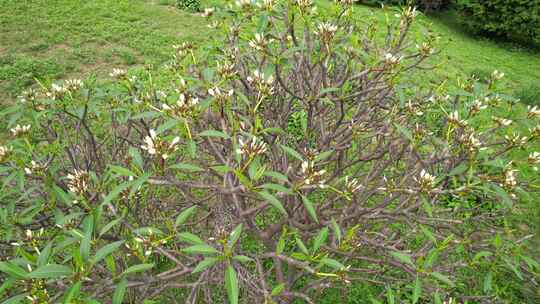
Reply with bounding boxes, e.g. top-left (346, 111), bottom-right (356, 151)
top-left (456, 0), bottom-right (540, 46)
top-left (176, 0), bottom-right (200, 12)
top-left (515, 83), bottom-right (540, 106)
